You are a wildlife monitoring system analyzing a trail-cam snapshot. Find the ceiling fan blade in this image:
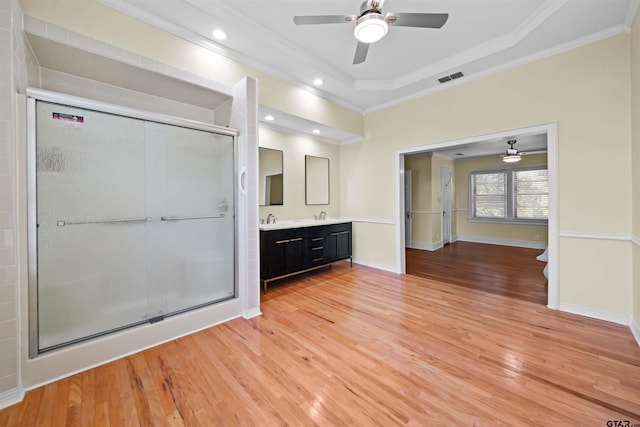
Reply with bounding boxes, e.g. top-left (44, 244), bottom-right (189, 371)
top-left (353, 42), bottom-right (369, 64)
top-left (293, 15), bottom-right (352, 25)
top-left (389, 13), bottom-right (449, 28)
